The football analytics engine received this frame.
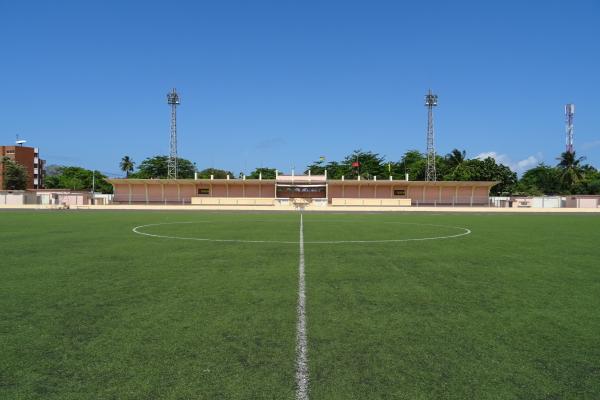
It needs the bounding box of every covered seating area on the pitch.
[107,175,497,208]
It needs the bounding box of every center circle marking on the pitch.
[132,221,471,244]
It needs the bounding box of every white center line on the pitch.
[296,213,309,400]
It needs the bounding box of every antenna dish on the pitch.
[16,139,27,145]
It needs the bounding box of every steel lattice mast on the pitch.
[425,89,438,181]
[167,88,180,179]
[565,104,575,154]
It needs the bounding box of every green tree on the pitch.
[326,161,351,179]
[44,166,113,193]
[248,167,277,179]
[445,149,467,169]
[120,155,135,178]
[196,168,234,179]
[515,164,561,195]
[305,159,326,175]
[130,155,195,179]
[584,170,600,194]
[303,148,518,192]
[305,160,350,179]
[396,150,426,181]
[45,164,63,177]
[463,157,517,195]
[434,154,450,179]
[571,165,600,195]
[389,150,455,181]
[556,151,585,192]
[1,157,28,190]
[342,150,386,179]
[436,156,515,193]
[441,149,467,179]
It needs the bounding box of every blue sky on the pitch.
[1,0,599,177]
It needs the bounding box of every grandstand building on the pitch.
[108,174,497,207]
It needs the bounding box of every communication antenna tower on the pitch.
[565,104,575,154]
[167,88,180,179]
[15,134,27,146]
[425,89,438,181]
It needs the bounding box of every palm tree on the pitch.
[446,149,467,170]
[556,151,585,190]
[120,156,135,178]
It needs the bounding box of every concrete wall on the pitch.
[331,198,411,206]
[1,191,90,205]
[111,180,493,206]
[59,194,90,206]
[360,185,375,198]
[0,191,42,205]
[113,184,128,202]
[440,187,455,202]
[147,185,162,202]
[565,196,600,208]
[326,183,491,205]
[531,197,563,208]
[113,181,277,204]
[405,185,489,205]
[0,193,28,205]
[191,197,275,205]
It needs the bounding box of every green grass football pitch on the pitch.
[1,210,599,399]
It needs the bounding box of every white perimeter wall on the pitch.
[531,197,564,208]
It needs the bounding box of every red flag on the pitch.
[352,161,360,167]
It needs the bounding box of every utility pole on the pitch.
[92,170,95,205]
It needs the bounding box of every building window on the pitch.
[393,189,406,196]
[198,188,210,195]
[6,149,15,154]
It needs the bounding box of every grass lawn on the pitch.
[1,210,599,399]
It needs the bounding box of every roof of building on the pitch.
[107,178,498,187]
[28,189,91,194]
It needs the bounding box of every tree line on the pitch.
[304,149,517,195]
[3,149,598,196]
[1,157,114,193]
[304,149,599,195]
[116,149,599,196]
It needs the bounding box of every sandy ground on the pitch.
[2,204,599,213]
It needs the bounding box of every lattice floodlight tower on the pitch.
[565,103,575,154]
[167,88,180,179]
[425,89,438,181]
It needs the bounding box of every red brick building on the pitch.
[0,145,44,189]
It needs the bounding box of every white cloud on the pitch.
[475,151,542,174]
[476,151,507,164]
[516,155,539,171]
